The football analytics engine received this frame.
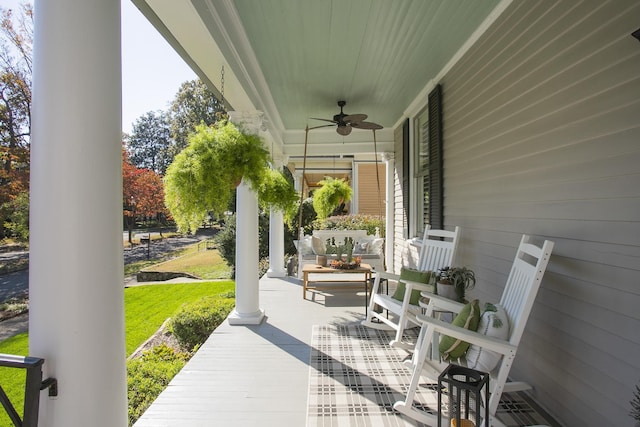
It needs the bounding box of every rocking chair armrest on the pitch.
[400,279,434,294]
[375,271,400,282]
[417,292,466,313]
[415,313,517,356]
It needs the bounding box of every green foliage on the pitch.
[631,384,640,421]
[164,121,270,233]
[2,191,29,241]
[312,214,385,237]
[258,167,298,219]
[213,212,270,272]
[169,296,235,351]
[170,79,225,153]
[126,111,174,175]
[124,281,234,355]
[127,344,190,425]
[312,177,352,219]
[0,333,28,426]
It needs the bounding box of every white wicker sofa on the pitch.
[296,229,384,276]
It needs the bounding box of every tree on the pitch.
[0,3,32,238]
[123,151,166,244]
[169,79,225,154]
[126,111,173,175]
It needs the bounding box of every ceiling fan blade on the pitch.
[308,124,336,130]
[343,113,367,123]
[351,121,383,130]
[310,117,337,124]
[337,126,352,136]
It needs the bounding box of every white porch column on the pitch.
[30,1,126,426]
[267,207,286,277]
[228,111,265,325]
[382,152,395,272]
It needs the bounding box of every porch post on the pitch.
[228,112,265,325]
[382,152,395,272]
[30,0,127,425]
[267,207,286,278]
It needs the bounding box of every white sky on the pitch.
[3,0,197,134]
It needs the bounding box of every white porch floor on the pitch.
[134,275,371,426]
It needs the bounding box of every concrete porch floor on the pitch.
[133,275,558,427]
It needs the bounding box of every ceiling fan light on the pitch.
[337,125,352,136]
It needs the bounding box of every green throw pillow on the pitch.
[391,267,434,305]
[439,299,481,361]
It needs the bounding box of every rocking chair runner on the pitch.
[393,235,554,427]
[361,226,460,350]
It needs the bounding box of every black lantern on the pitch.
[438,364,489,427]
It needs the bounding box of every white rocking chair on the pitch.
[393,235,554,427]
[361,226,460,350]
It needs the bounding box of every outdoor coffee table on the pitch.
[302,263,373,313]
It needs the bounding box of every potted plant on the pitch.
[436,266,476,302]
[631,383,640,427]
[312,177,352,219]
[164,121,296,234]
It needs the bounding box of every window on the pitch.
[411,84,443,236]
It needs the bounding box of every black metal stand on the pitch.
[438,364,489,427]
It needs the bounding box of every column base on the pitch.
[266,268,286,278]
[228,308,265,325]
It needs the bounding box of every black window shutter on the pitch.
[402,119,410,239]
[428,84,443,230]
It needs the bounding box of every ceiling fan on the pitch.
[310,100,383,135]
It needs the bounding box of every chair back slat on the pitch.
[499,235,554,346]
[416,226,460,272]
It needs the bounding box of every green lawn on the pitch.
[124,281,234,355]
[0,280,235,425]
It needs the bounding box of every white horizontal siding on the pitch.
[438,1,640,426]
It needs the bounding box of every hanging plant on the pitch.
[258,167,298,221]
[312,177,352,219]
[164,121,271,233]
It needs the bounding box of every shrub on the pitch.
[312,214,385,237]
[213,212,270,273]
[127,344,189,425]
[169,296,235,351]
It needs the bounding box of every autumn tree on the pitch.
[123,151,166,244]
[125,110,173,175]
[0,3,32,239]
[169,79,225,154]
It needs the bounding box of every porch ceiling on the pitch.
[132,0,501,157]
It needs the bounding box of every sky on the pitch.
[3,0,197,134]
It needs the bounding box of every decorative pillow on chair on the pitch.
[367,238,384,255]
[311,235,326,255]
[353,241,369,255]
[439,299,481,361]
[297,236,314,255]
[391,268,434,305]
[466,303,510,372]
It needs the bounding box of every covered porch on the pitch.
[133,275,557,427]
[26,0,640,426]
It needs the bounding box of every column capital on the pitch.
[228,110,266,135]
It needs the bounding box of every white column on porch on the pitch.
[228,111,265,325]
[29,0,127,425]
[382,152,395,272]
[267,208,287,278]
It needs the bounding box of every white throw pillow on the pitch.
[466,303,510,373]
[311,235,326,255]
[298,235,314,256]
[367,238,384,255]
